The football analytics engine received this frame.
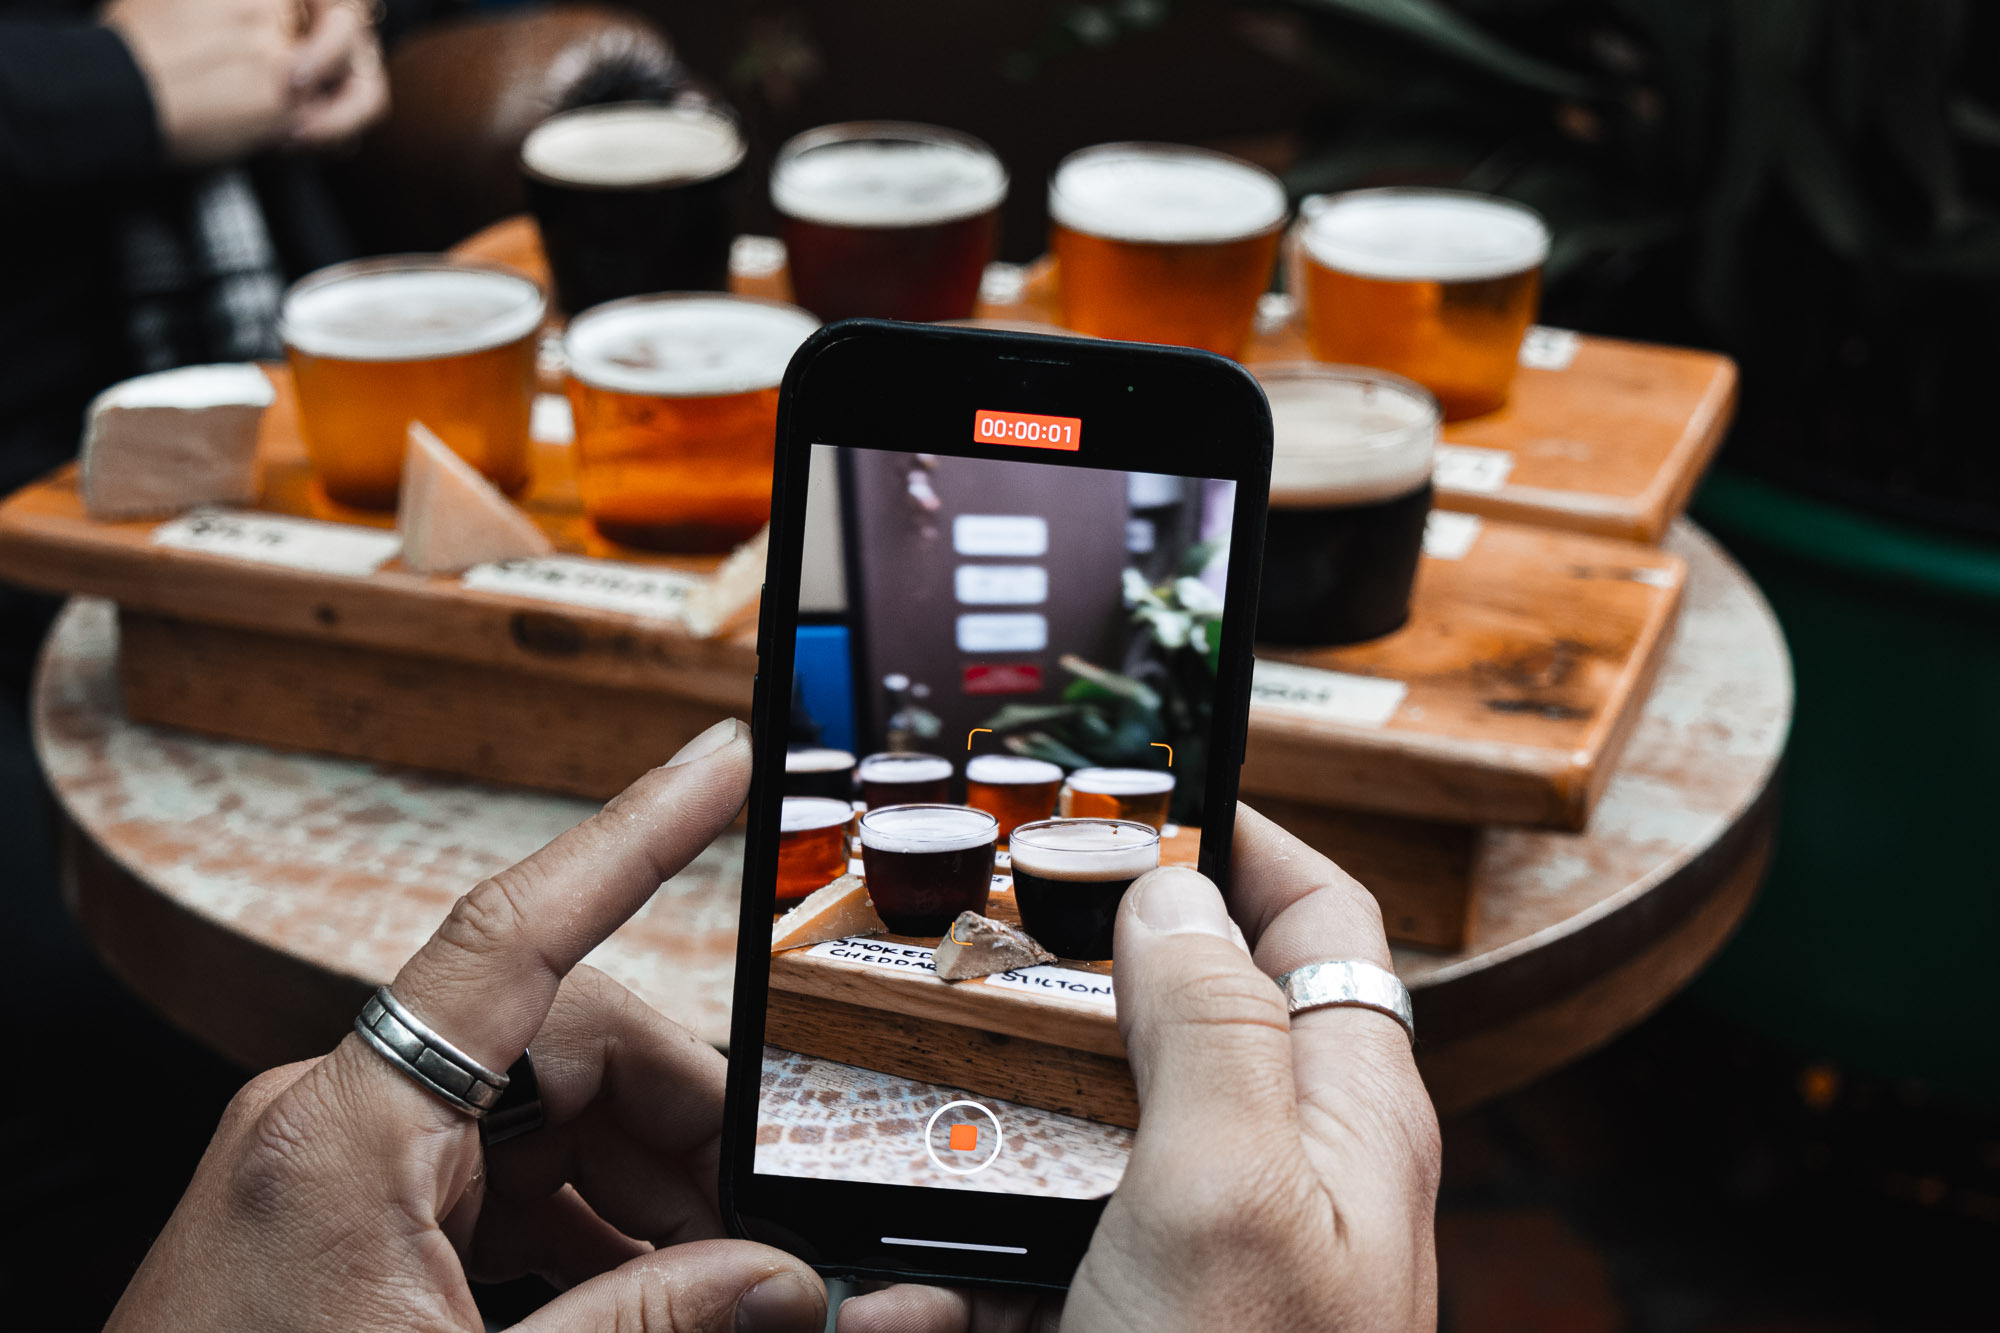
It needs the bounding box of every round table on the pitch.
[36,520,1788,1191]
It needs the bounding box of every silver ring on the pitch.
[1274,961,1416,1045]
[355,987,510,1117]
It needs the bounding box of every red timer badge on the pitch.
[973,409,1082,452]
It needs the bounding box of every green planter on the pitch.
[1691,471,2000,1101]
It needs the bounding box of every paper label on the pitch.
[1422,510,1484,561]
[1252,659,1407,728]
[530,393,574,445]
[1519,325,1582,371]
[955,565,1048,606]
[953,514,1048,557]
[1433,444,1515,493]
[805,936,936,973]
[151,509,400,577]
[956,613,1048,653]
[985,964,1116,1008]
[462,556,699,621]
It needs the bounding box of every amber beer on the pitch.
[784,747,856,800]
[1292,188,1549,420]
[772,122,1007,323]
[856,752,953,809]
[1008,819,1160,960]
[1254,363,1439,645]
[858,804,998,935]
[281,257,545,509]
[964,754,1063,841]
[776,797,855,904]
[1048,144,1287,356]
[564,294,818,552]
[1059,768,1175,830]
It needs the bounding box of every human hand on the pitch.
[286,0,388,150]
[105,719,829,1333]
[840,805,1441,1332]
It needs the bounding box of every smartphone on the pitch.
[721,320,1272,1290]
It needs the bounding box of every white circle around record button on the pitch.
[924,1100,1004,1176]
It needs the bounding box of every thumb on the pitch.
[1112,867,1296,1154]
[513,1239,826,1333]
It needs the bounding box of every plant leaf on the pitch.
[1285,0,1603,101]
[1058,653,1162,711]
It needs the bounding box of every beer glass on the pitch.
[772,122,1007,323]
[522,102,746,313]
[858,804,998,935]
[857,752,953,809]
[1253,363,1439,645]
[1059,768,1175,830]
[784,747,856,800]
[281,257,545,510]
[1008,818,1160,960]
[1292,188,1548,419]
[563,294,817,552]
[964,754,1063,842]
[777,796,856,905]
[1048,143,1287,356]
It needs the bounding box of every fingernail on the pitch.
[664,717,745,768]
[1132,866,1234,939]
[735,1271,824,1333]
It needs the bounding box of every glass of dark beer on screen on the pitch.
[1008,819,1160,960]
[776,796,855,905]
[857,752,953,808]
[1253,363,1439,645]
[521,102,745,313]
[1059,768,1175,830]
[771,122,1007,322]
[858,805,998,935]
[784,747,856,800]
[964,754,1063,843]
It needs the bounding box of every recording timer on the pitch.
[973,409,1082,452]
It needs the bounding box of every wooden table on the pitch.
[36,521,1787,1193]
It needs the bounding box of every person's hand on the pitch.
[840,805,1441,1332]
[106,719,829,1333]
[286,0,388,150]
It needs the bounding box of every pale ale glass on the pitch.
[281,257,545,509]
[858,804,998,936]
[963,754,1063,842]
[1008,818,1159,960]
[1293,188,1548,420]
[1059,768,1175,830]
[1048,143,1286,356]
[564,294,817,552]
[777,796,855,904]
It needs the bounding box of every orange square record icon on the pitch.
[948,1122,980,1153]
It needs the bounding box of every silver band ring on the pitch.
[1274,960,1416,1045]
[355,987,510,1117]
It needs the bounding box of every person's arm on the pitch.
[0,20,163,192]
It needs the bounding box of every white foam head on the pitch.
[281,260,546,361]
[1008,819,1160,879]
[857,753,954,785]
[563,295,818,396]
[1298,188,1549,282]
[773,123,1008,228]
[859,804,997,854]
[781,796,854,833]
[1066,768,1175,796]
[785,747,855,774]
[1049,144,1287,244]
[1256,363,1440,507]
[966,755,1063,785]
[521,103,745,188]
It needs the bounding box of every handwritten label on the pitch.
[1433,444,1515,494]
[956,612,1048,653]
[805,936,936,973]
[151,509,400,577]
[462,556,699,621]
[1251,659,1407,729]
[1519,325,1582,371]
[985,964,1116,1008]
[1422,510,1483,561]
[955,565,1048,606]
[953,514,1047,557]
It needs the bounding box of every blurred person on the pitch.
[101,718,1439,1331]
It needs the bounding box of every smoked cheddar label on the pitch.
[151,509,400,577]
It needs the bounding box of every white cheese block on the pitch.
[683,524,768,640]
[933,911,1055,981]
[771,874,883,952]
[397,422,553,574]
[79,364,274,520]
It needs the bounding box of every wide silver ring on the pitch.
[355,987,510,1117]
[1274,960,1416,1045]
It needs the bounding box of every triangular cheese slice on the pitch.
[771,875,884,952]
[397,422,553,574]
[933,911,1055,980]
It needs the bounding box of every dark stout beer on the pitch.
[1007,818,1160,960]
[857,753,953,809]
[784,747,856,800]
[858,804,998,936]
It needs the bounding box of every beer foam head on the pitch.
[785,747,855,774]
[1256,363,1439,507]
[281,260,545,361]
[1066,768,1175,796]
[1299,188,1549,282]
[521,103,745,188]
[564,295,818,396]
[1008,819,1160,879]
[1048,144,1287,244]
[857,753,954,785]
[781,796,854,833]
[859,804,997,853]
[966,754,1062,785]
[773,124,1008,227]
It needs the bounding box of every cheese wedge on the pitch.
[684,524,767,640]
[934,911,1055,981]
[79,364,274,519]
[397,421,553,574]
[771,874,883,952]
